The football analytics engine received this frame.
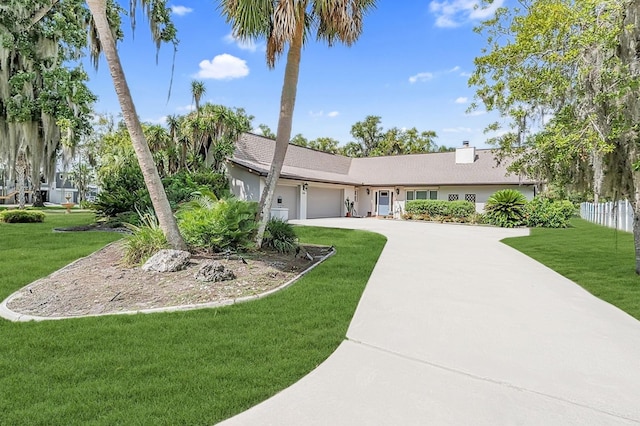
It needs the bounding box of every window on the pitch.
[465,194,476,203]
[448,194,459,201]
[406,190,438,201]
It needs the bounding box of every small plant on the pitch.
[263,218,298,253]
[484,189,527,228]
[123,210,168,265]
[177,194,258,252]
[344,197,354,216]
[0,210,45,223]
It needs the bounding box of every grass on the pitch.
[503,218,640,321]
[0,213,386,425]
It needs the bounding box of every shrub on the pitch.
[177,195,258,252]
[405,200,475,221]
[448,200,476,219]
[524,197,575,228]
[123,210,168,265]
[263,218,298,253]
[0,210,45,223]
[163,170,229,209]
[484,189,527,228]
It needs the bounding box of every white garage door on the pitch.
[307,187,342,218]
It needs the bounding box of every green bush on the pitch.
[524,197,575,228]
[177,195,258,252]
[0,210,45,223]
[484,189,527,228]
[263,218,298,253]
[163,170,229,209]
[405,200,476,221]
[123,210,168,265]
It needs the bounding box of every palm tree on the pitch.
[220,0,376,246]
[191,80,207,113]
[181,103,252,172]
[86,0,187,251]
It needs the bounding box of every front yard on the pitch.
[0,212,386,424]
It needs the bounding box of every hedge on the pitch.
[405,200,475,220]
[0,210,46,223]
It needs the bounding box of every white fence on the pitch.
[580,201,634,233]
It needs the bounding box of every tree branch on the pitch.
[31,0,60,27]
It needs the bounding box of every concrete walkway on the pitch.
[221,218,640,425]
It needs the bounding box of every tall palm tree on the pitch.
[86,0,187,250]
[220,0,376,246]
[190,80,207,113]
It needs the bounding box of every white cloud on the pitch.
[309,110,339,118]
[409,72,434,83]
[443,127,473,133]
[177,104,195,112]
[170,5,193,16]
[449,66,461,72]
[455,97,468,104]
[144,116,168,125]
[429,0,504,28]
[195,54,249,80]
[223,33,261,53]
[467,110,487,116]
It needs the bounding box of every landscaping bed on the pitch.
[5,241,332,318]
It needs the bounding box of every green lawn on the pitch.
[0,212,386,425]
[503,218,640,321]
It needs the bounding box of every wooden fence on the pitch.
[580,201,634,233]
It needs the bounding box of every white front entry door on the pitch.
[378,190,390,215]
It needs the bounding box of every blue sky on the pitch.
[87,0,506,149]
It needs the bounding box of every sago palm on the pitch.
[484,189,528,228]
[220,0,376,246]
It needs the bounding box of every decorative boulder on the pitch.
[195,261,236,282]
[142,250,191,272]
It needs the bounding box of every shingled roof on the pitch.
[231,133,533,186]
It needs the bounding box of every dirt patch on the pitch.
[6,242,333,319]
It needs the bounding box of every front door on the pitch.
[378,190,390,215]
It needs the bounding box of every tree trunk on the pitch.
[86,0,187,250]
[16,151,26,209]
[255,17,305,247]
[620,0,640,274]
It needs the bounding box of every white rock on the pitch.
[142,249,191,272]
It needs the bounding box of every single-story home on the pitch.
[228,133,536,220]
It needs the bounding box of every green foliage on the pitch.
[484,189,528,228]
[405,200,475,222]
[345,115,439,157]
[263,218,298,253]
[163,170,229,209]
[123,211,169,265]
[524,197,575,228]
[0,210,46,223]
[177,196,258,252]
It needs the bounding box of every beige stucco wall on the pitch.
[228,165,261,202]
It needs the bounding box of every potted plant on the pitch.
[345,197,352,217]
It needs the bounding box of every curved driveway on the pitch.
[221,219,640,425]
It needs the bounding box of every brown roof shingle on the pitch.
[232,133,533,186]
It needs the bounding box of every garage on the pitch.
[307,187,342,218]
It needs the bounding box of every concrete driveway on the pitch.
[221,218,640,425]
